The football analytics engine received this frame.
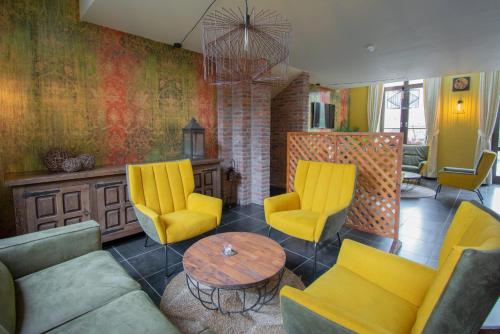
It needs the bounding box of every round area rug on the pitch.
[160,269,304,334]
[401,185,435,199]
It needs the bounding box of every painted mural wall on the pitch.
[0,0,217,236]
[308,85,349,131]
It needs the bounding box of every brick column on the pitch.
[217,83,271,205]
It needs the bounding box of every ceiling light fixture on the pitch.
[201,0,291,85]
[366,44,376,52]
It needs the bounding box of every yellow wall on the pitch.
[437,73,480,169]
[348,86,369,131]
[347,74,480,171]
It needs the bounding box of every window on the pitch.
[492,107,500,184]
[381,80,426,144]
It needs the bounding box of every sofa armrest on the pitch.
[280,286,385,334]
[437,171,476,190]
[337,239,436,307]
[264,192,300,223]
[418,161,428,175]
[187,192,223,226]
[0,221,101,279]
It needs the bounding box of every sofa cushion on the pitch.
[15,250,139,334]
[306,265,418,334]
[47,290,180,334]
[0,261,15,334]
[403,145,429,167]
[160,210,216,243]
[270,210,320,242]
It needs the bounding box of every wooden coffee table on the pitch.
[183,232,286,314]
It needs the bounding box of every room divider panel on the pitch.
[287,132,403,250]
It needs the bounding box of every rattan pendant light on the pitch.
[201,0,291,85]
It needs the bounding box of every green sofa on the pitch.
[402,144,429,175]
[0,221,180,334]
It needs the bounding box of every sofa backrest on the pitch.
[293,160,356,214]
[0,261,15,334]
[403,144,429,167]
[127,160,195,215]
[411,201,500,333]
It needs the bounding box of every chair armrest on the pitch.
[264,192,300,223]
[314,206,349,242]
[442,167,475,174]
[133,204,166,244]
[280,286,388,334]
[337,239,436,307]
[418,161,428,175]
[0,221,101,279]
[187,193,223,226]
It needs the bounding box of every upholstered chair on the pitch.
[280,201,500,334]
[402,144,429,175]
[264,160,357,276]
[127,160,222,276]
[435,150,497,203]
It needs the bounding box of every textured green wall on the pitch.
[0,0,217,236]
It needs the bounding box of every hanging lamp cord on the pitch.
[176,0,217,47]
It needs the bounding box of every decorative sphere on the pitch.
[43,149,70,172]
[62,158,82,173]
[77,154,95,170]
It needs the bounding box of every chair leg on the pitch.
[434,184,442,199]
[267,226,272,237]
[475,189,484,204]
[313,243,318,279]
[144,235,149,248]
[337,232,342,246]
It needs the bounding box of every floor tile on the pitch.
[217,217,267,233]
[144,264,183,297]
[254,226,291,243]
[113,233,161,260]
[230,203,263,216]
[316,242,341,267]
[128,246,182,277]
[105,247,124,262]
[249,210,266,222]
[220,211,246,226]
[281,238,317,258]
[168,233,211,255]
[284,249,309,271]
[118,260,142,280]
[292,260,329,287]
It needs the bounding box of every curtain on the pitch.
[367,83,384,132]
[475,70,500,184]
[423,77,442,178]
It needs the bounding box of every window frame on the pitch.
[492,105,500,184]
[380,80,426,144]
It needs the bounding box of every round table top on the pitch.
[403,171,421,180]
[183,232,286,289]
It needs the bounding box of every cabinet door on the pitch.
[25,184,90,232]
[96,180,138,235]
[201,169,216,196]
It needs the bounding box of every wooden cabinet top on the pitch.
[4,159,221,187]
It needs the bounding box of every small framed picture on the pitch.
[452,77,470,91]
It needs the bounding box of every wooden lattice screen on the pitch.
[287,132,403,243]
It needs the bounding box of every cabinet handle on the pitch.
[95,181,123,189]
[23,189,60,199]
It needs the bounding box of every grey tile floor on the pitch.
[104,180,500,305]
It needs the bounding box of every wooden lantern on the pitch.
[183,118,205,160]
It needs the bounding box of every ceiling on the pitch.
[80,0,500,88]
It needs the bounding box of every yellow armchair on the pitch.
[435,150,497,203]
[127,159,222,275]
[264,160,357,276]
[280,201,500,334]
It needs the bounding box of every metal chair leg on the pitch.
[434,184,442,199]
[337,232,342,246]
[267,226,272,237]
[144,235,149,248]
[475,189,484,204]
[313,243,318,279]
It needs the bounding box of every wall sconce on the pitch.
[455,99,464,114]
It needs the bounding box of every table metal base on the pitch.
[186,268,284,314]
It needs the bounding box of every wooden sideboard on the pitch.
[4,159,221,243]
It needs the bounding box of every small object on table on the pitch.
[77,154,95,170]
[43,149,70,172]
[183,232,286,314]
[61,158,82,173]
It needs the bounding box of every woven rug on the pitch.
[160,268,304,334]
[401,185,435,199]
